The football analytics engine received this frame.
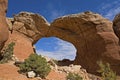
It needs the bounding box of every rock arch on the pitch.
[6,12,120,74]
[47,12,120,74]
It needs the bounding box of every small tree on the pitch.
[19,53,51,78]
[0,42,15,63]
[67,72,83,80]
[97,61,117,80]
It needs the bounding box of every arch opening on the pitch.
[35,37,76,62]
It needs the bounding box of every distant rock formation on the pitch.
[113,13,120,43]
[5,12,120,75]
[0,0,9,50]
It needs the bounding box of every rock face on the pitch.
[113,13,120,42]
[6,12,120,75]
[49,12,120,74]
[58,64,90,80]
[0,0,9,51]
[5,12,50,60]
[4,30,35,61]
[13,12,50,44]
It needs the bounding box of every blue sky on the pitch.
[7,0,120,60]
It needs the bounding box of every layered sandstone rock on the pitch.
[13,12,50,44]
[0,0,9,51]
[6,12,50,61]
[6,12,120,75]
[113,13,120,42]
[48,12,120,74]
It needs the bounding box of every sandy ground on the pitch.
[0,62,66,80]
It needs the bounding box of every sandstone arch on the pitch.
[7,12,120,74]
[48,12,120,74]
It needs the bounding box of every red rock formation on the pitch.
[48,12,120,74]
[0,0,9,51]
[5,30,34,61]
[6,12,50,61]
[113,13,120,42]
[13,12,50,44]
[1,1,119,80]
[9,12,120,75]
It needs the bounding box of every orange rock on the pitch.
[6,12,120,75]
[113,13,120,43]
[0,0,9,51]
[46,70,66,80]
[49,12,120,75]
[5,31,34,61]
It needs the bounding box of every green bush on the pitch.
[19,53,51,78]
[67,72,83,80]
[97,61,117,80]
[0,42,15,63]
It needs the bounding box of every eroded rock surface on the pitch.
[5,12,50,61]
[48,12,120,74]
[113,13,120,42]
[13,12,50,44]
[0,0,9,51]
[6,12,120,75]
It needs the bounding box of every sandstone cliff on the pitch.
[0,0,9,50]
[5,12,50,61]
[113,13,120,43]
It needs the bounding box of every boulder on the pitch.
[58,64,90,80]
[27,71,36,78]
[0,0,9,51]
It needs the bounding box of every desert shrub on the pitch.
[19,53,51,78]
[67,72,83,80]
[97,61,117,80]
[0,42,15,63]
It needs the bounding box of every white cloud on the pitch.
[105,7,120,20]
[46,2,65,22]
[98,0,120,20]
[36,38,76,60]
[50,10,65,21]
